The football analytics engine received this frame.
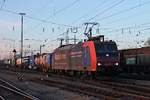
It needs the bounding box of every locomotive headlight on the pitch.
[106,54,109,57]
[115,62,119,66]
[97,63,102,66]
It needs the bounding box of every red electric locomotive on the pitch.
[52,35,119,74]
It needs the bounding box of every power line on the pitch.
[0,8,75,27]
[70,0,107,24]
[0,8,18,15]
[88,0,125,21]
[32,0,54,16]
[25,0,81,35]
[0,0,5,9]
[102,11,144,25]
[25,15,74,27]
[105,22,150,33]
[72,0,124,28]
[46,0,81,20]
[55,0,81,15]
[98,0,150,22]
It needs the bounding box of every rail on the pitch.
[41,74,150,100]
[0,96,5,100]
[0,78,40,100]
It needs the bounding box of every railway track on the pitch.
[30,77,117,100]
[0,96,5,100]
[29,75,150,100]
[55,74,150,99]
[0,78,40,100]
[85,79,150,99]
[1,68,150,100]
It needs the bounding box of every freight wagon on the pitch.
[34,53,52,72]
[15,56,29,68]
[119,47,150,73]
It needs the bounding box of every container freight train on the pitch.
[119,47,150,74]
[15,53,52,72]
[11,35,120,75]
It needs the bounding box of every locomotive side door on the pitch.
[83,46,91,68]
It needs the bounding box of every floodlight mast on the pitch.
[19,12,26,68]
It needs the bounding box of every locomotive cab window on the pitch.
[94,43,118,57]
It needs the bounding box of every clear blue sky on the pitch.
[0,0,150,58]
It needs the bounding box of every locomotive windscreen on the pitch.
[94,42,118,57]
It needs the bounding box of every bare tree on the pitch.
[144,38,150,46]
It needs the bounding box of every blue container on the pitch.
[29,55,35,66]
[46,53,52,66]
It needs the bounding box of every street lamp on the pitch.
[39,39,48,54]
[40,44,45,54]
[19,13,26,68]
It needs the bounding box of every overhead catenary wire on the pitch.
[71,0,125,30]
[0,0,5,9]
[44,0,81,21]
[70,0,107,24]
[1,1,149,43]
[105,22,150,33]
[88,0,125,21]
[0,8,18,15]
[0,7,79,44]
[25,15,75,27]
[72,0,150,36]
[55,0,81,15]
[101,11,145,25]
[74,0,150,37]
[97,0,150,22]
[0,8,75,28]
[25,0,81,35]
[94,0,150,35]
[102,25,150,47]
[32,0,54,16]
